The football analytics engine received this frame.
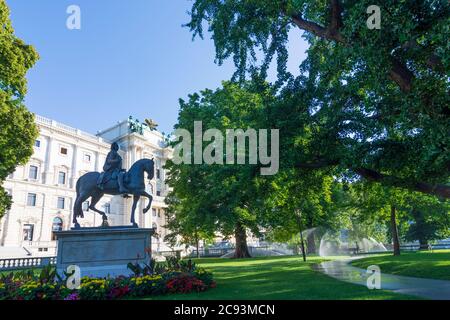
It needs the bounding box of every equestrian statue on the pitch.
[73,142,154,228]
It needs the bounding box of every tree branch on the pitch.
[287,1,413,92]
[328,0,343,35]
[290,15,342,42]
[295,161,450,199]
[290,0,344,43]
[352,168,449,199]
[389,58,413,92]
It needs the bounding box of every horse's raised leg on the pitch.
[130,194,140,227]
[88,191,108,227]
[141,191,153,214]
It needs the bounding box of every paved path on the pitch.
[313,258,450,300]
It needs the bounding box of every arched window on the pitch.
[152,223,157,231]
[51,217,63,241]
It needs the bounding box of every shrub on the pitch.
[129,274,165,296]
[165,273,208,294]
[78,277,109,300]
[0,282,7,300]
[0,257,215,300]
[193,268,216,288]
[15,281,63,300]
[107,276,131,299]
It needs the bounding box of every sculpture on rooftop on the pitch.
[72,142,154,229]
[128,116,159,135]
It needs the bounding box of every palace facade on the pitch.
[0,115,172,257]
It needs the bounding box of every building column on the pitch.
[94,151,100,172]
[71,144,79,188]
[44,136,54,184]
[130,144,137,165]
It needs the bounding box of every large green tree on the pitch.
[165,81,281,258]
[0,1,39,219]
[187,0,450,199]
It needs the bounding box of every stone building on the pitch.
[0,115,172,257]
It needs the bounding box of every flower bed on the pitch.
[0,258,215,300]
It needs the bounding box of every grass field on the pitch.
[144,255,417,300]
[351,250,450,281]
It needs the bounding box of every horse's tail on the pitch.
[74,178,84,218]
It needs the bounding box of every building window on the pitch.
[152,208,157,217]
[34,140,41,148]
[51,217,63,241]
[152,223,157,231]
[104,203,110,214]
[58,171,66,185]
[27,193,37,206]
[157,209,161,217]
[156,191,161,196]
[84,153,91,162]
[82,201,89,211]
[60,147,68,155]
[156,169,161,179]
[29,165,38,180]
[23,224,34,241]
[57,197,65,209]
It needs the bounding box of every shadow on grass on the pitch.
[352,250,450,281]
[145,255,418,300]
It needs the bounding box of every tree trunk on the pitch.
[234,222,251,258]
[307,232,316,254]
[196,236,200,259]
[390,205,401,256]
[419,239,429,250]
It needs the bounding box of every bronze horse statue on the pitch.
[73,158,154,228]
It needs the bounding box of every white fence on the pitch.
[0,257,57,271]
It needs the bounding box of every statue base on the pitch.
[55,226,154,278]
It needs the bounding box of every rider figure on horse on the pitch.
[97,142,128,193]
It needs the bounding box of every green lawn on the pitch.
[351,250,450,281]
[144,255,417,300]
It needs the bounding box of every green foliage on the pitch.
[403,197,450,244]
[0,265,67,300]
[165,81,278,250]
[127,257,197,277]
[186,0,450,198]
[127,260,155,277]
[0,0,39,219]
[341,181,449,245]
[0,259,215,300]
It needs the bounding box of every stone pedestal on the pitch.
[55,226,154,278]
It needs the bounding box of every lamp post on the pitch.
[295,209,306,262]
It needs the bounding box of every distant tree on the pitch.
[348,183,410,256]
[187,0,450,199]
[402,194,449,249]
[348,181,449,255]
[0,1,39,219]
[261,170,340,256]
[164,190,216,257]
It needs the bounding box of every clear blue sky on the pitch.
[7,0,308,135]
